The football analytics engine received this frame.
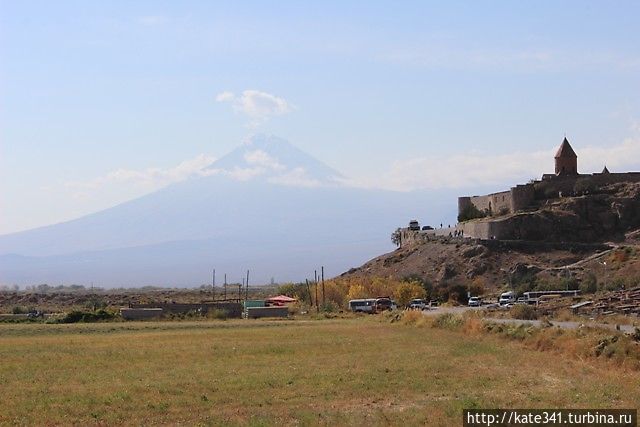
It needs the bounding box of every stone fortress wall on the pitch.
[458,183,536,218]
[399,139,640,245]
[457,172,640,240]
[459,173,640,222]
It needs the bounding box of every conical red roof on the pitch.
[555,137,577,158]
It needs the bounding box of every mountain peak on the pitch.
[208,134,344,186]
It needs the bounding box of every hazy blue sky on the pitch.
[2,1,640,234]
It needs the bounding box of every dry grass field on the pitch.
[0,318,638,426]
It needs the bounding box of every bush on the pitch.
[557,277,579,291]
[433,283,468,305]
[278,283,311,304]
[534,181,559,200]
[432,313,464,330]
[402,275,433,300]
[401,309,425,326]
[321,301,338,313]
[393,281,426,307]
[580,273,598,294]
[84,297,107,311]
[574,178,599,194]
[510,304,538,320]
[603,277,625,291]
[12,306,27,314]
[57,309,116,323]
[458,204,486,222]
[207,309,229,320]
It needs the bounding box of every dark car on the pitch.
[374,297,394,311]
[421,225,434,231]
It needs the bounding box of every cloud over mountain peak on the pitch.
[207,134,344,187]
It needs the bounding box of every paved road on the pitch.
[421,306,637,334]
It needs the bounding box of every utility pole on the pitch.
[314,276,319,313]
[245,270,250,301]
[212,269,216,301]
[239,279,243,301]
[321,266,325,308]
[305,279,312,306]
[313,270,320,313]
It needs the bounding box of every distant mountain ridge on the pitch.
[0,135,454,286]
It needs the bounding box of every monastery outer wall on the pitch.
[459,173,640,220]
[510,184,535,212]
[467,190,513,216]
[539,173,640,197]
[399,228,436,247]
[459,184,535,219]
[459,216,527,240]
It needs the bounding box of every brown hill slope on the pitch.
[341,234,640,297]
[342,181,640,297]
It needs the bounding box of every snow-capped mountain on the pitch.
[0,135,454,286]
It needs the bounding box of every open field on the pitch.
[1,318,639,426]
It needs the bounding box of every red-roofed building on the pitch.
[266,295,297,306]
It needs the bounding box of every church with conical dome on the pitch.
[554,137,578,175]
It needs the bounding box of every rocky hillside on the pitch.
[340,232,640,298]
[493,181,640,243]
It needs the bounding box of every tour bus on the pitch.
[348,298,378,313]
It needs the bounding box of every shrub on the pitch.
[207,309,229,320]
[58,309,115,323]
[321,301,338,313]
[402,275,433,300]
[12,306,27,314]
[432,313,463,330]
[603,277,625,291]
[278,283,311,304]
[458,204,486,222]
[574,178,599,194]
[534,181,559,200]
[510,304,538,320]
[401,309,425,326]
[557,277,579,291]
[579,273,598,294]
[393,281,426,307]
[469,277,486,297]
[84,297,107,311]
[433,283,468,305]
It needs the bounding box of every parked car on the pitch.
[467,296,481,307]
[374,297,394,311]
[348,299,377,313]
[409,298,428,310]
[408,220,420,231]
[421,225,434,231]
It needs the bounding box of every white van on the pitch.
[499,291,516,305]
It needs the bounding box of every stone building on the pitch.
[457,137,640,225]
[554,137,578,175]
[400,137,640,245]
